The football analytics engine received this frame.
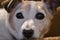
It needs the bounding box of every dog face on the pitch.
[2,0,59,40]
[7,1,52,39]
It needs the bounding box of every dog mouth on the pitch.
[21,38,37,40]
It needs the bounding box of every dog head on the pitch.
[2,0,59,40]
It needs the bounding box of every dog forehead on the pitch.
[14,1,45,11]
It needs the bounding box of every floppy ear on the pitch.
[1,0,22,13]
[41,0,60,15]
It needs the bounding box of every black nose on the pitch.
[23,29,34,39]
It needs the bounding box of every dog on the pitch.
[0,0,59,40]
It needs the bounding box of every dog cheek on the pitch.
[33,26,40,38]
[18,29,23,39]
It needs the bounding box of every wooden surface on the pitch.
[44,37,60,40]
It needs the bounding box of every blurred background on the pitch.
[44,7,60,37]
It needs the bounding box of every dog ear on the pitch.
[41,0,60,15]
[1,0,22,13]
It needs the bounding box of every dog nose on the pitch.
[23,29,34,39]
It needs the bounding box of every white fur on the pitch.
[0,8,14,40]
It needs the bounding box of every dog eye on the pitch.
[35,12,44,20]
[16,12,24,19]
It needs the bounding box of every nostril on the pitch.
[23,29,34,39]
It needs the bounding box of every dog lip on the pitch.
[21,38,37,40]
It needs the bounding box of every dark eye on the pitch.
[16,12,24,19]
[35,12,45,20]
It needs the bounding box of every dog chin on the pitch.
[21,38,37,40]
[21,38,38,40]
